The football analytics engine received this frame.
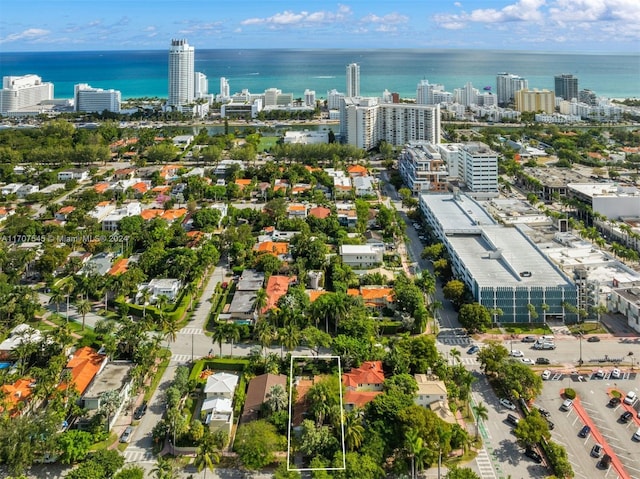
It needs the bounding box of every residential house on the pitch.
[1,378,34,417]
[336,203,357,228]
[253,241,290,261]
[224,270,264,322]
[1,183,23,195]
[88,201,116,222]
[347,164,368,178]
[93,182,111,194]
[348,286,395,310]
[58,347,107,396]
[130,181,150,197]
[263,275,296,313]
[16,184,39,198]
[113,168,136,180]
[0,207,15,222]
[353,176,375,197]
[241,373,287,423]
[342,361,385,410]
[414,374,455,423]
[364,230,385,249]
[333,176,352,198]
[339,244,383,269]
[287,204,307,219]
[55,206,76,222]
[273,179,289,193]
[107,258,129,276]
[200,372,239,434]
[79,252,114,276]
[81,361,133,430]
[140,208,188,223]
[39,183,66,195]
[159,165,181,180]
[58,170,89,182]
[308,206,331,219]
[138,278,182,302]
[173,135,194,148]
[214,159,244,177]
[291,183,312,196]
[102,202,142,231]
[0,324,42,359]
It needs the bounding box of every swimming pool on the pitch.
[0,362,12,370]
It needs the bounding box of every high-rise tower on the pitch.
[346,63,360,97]
[554,74,579,101]
[496,73,528,106]
[168,39,195,108]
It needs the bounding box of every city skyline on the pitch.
[0,0,639,53]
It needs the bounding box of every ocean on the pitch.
[0,49,638,101]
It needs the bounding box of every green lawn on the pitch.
[258,136,279,152]
[567,323,608,334]
[486,324,552,335]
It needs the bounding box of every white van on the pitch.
[633,427,640,441]
[624,390,637,405]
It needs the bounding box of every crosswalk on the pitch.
[439,337,472,345]
[179,327,204,335]
[171,354,192,363]
[475,448,497,479]
[123,448,155,463]
[449,357,478,366]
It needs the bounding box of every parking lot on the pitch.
[536,372,640,479]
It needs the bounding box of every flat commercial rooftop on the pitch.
[421,193,495,234]
[447,224,572,288]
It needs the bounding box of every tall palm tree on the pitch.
[184,281,197,311]
[155,294,170,314]
[76,299,91,331]
[344,410,365,452]
[405,428,425,479]
[211,321,227,357]
[472,402,489,440]
[254,319,276,357]
[162,314,180,348]
[151,456,177,479]
[223,322,241,358]
[194,432,220,479]
[49,288,66,316]
[450,348,461,365]
[254,288,268,319]
[60,280,75,323]
[279,323,301,359]
[140,288,152,318]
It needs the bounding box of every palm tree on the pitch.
[60,280,75,323]
[140,288,152,318]
[450,348,461,364]
[254,319,276,357]
[184,281,197,311]
[344,410,364,451]
[279,323,301,359]
[49,288,66,316]
[99,389,122,433]
[265,384,288,413]
[162,314,180,348]
[223,322,241,358]
[76,299,91,330]
[472,402,489,440]
[211,321,227,357]
[155,294,170,314]
[254,288,268,319]
[194,432,220,479]
[151,456,177,479]
[405,428,424,479]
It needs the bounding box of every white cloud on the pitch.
[241,6,352,28]
[549,0,640,23]
[0,28,50,44]
[361,13,409,25]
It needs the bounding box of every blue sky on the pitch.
[1,0,639,52]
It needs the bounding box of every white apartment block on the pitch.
[102,202,142,231]
[304,89,316,107]
[454,82,479,107]
[515,89,555,113]
[496,73,528,105]
[194,72,208,99]
[460,142,498,193]
[0,75,54,114]
[398,142,449,194]
[342,97,441,149]
[416,80,446,105]
[327,89,345,110]
[74,84,121,113]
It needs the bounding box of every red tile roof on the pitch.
[344,390,382,408]
[58,347,105,396]
[308,206,331,219]
[254,241,289,256]
[342,361,385,389]
[107,258,129,276]
[1,377,34,416]
[264,275,295,312]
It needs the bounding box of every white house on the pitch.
[339,244,383,269]
[58,170,89,181]
[414,374,448,407]
[1,183,24,195]
[200,372,238,434]
[16,184,39,198]
[101,202,141,231]
[353,176,375,197]
[88,202,116,222]
[138,278,182,303]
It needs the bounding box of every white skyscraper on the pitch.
[74,83,121,112]
[346,63,360,97]
[0,75,54,114]
[194,72,208,99]
[220,77,230,99]
[496,73,528,105]
[304,89,316,107]
[168,39,195,108]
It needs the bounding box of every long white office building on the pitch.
[0,75,54,115]
[460,142,499,194]
[419,192,578,323]
[74,84,121,113]
[342,97,441,149]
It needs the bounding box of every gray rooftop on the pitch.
[83,362,132,398]
[236,270,265,291]
[421,193,495,234]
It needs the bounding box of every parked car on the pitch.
[538,407,551,418]
[133,403,147,420]
[536,357,550,365]
[591,444,603,458]
[546,419,555,430]
[467,345,480,354]
[521,335,537,343]
[579,425,591,438]
[611,368,622,379]
[524,447,543,464]
[587,336,601,342]
[119,426,134,443]
[520,358,535,365]
[620,411,633,423]
[608,397,621,407]
[634,428,640,441]
[541,370,551,380]
[561,399,573,411]
[595,369,605,379]
[624,390,637,405]
[506,413,520,426]
[509,349,524,358]
[500,398,516,410]
[598,454,611,469]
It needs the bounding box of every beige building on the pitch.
[414,374,455,424]
[515,88,555,113]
